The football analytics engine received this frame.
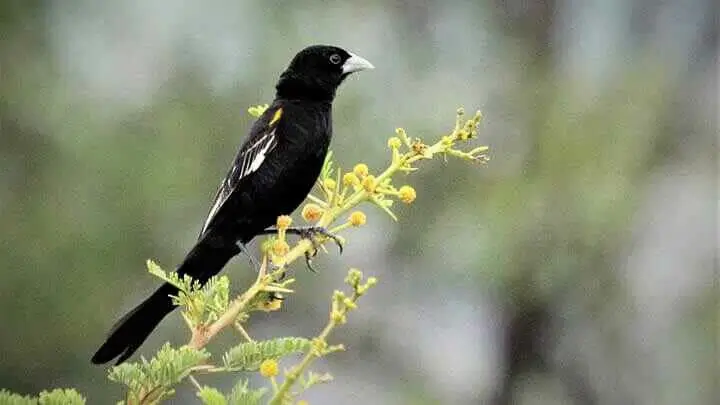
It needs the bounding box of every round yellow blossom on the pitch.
[297,401,310,405]
[261,296,283,311]
[342,172,360,187]
[271,239,290,257]
[411,141,427,155]
[398,185,417,204]
[361,175,376,193]
[348,211,367,227]
[323,178,337,190]
[387,137,402,149]
[276,215,292,230]
[301,203,324,222]
[259,359,279,378]
[353,163,369,178]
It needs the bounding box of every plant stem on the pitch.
[268,292,358,405]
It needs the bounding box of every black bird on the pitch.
[92,45,374,365]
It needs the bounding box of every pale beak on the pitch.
[342,52,375,74]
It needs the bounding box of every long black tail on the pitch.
[91,239,240,365]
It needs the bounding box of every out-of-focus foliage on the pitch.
[0,0,716,404]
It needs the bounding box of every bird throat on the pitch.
[275,71,339,102]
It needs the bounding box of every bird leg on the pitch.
[236,242,262,272]
[236,242,286,299]
[259,226,344,272]
[284,226,344,254]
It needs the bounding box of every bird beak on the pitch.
[342,52,375,74]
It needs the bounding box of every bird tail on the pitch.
[91,239,239,365]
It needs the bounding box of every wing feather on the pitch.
[198,108,281,237]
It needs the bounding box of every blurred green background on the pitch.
[1,1,717,404]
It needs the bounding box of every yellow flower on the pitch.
[349,211,366,227]
[387,137,402,149]
[297,401,310,405]
[276,215,292,230]
[361,175,376,193]
[343,172,360,187]
[353,163,369,178]
[411,140,428,155]
[259,359,279,378]
[272,239,290,257]
[301,203,324,222]
[261,296,283,311]
[398,185,417,204]
[323,178,337,191]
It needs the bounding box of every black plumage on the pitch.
[92,45,374,365]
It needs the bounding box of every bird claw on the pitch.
[286,226,344,255]
[259,226,343,273]
[304,249,318,273]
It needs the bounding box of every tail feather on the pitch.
[91,239,239,365]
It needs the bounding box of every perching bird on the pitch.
[92,45,374,365]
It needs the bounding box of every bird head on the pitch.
[276,45,374,101]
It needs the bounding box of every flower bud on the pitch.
[276,215,292,230]
[387,137,402,149]
[349,211,367,227]
[259,359,279,378]
[353,163,369,178]
[301,203,324,222]
[343,172,360,187]
[398,185,417,204]
[362,175,377,193]
[323,178,337,190]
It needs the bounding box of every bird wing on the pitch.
[199,106,283,238]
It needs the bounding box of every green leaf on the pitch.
[146,259,199,295]
[0,388,86,405]
[320,150,335,180]
[196,387,227,405]
[146,260,231,327]
[227,380,266,405]
[38,389,86,405]
[0,389,36,405]
[303,371,333,389]
[222,337,311,371]
[108,344,210,403]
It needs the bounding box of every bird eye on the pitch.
[329,53,342,65]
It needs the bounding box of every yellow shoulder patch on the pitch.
[269,108,283,126]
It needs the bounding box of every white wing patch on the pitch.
[199,129,278,237]
[241,130,277,176]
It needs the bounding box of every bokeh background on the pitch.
[1,1,717,404]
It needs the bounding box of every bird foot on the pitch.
[260,226,343,272]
